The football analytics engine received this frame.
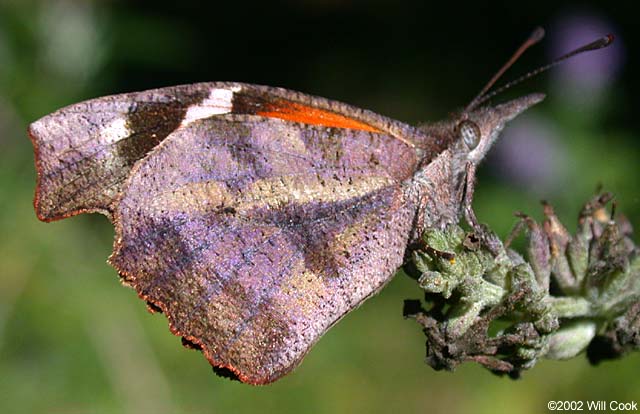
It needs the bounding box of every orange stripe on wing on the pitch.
[257,100,382,133]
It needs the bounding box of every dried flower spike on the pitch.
[404,193,639,378]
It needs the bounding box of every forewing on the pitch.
[28,85,211,220]
[109,115,418,384]
[28,82,425,221]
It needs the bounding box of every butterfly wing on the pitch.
[29,85,213,220]
[29,83,426,384]
[28,83,423,221]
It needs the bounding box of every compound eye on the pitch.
[456,120,481,150]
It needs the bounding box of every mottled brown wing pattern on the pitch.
[28,86,210,220]
[110,115,418,383]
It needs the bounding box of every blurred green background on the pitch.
[1,1,638,413]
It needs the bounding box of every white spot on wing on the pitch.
[181,86,241,127]
[101,117,131,144]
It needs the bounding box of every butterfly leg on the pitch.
[408,192,458,261]
[462,162,502,255]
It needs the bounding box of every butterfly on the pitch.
[27,29,611,384]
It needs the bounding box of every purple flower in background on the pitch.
[549,11,624,106]
[489,115,567,195]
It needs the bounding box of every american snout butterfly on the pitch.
[27,29,612,384]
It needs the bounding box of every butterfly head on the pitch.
[451,92,545,165]
[417,92,544,168]
[411,93,545,231]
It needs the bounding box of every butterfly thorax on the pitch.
[405,142,469,243]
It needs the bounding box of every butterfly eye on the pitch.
[456,120,481,150]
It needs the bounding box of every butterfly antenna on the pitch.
[467,31,614,111]
[465,27,546,112]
